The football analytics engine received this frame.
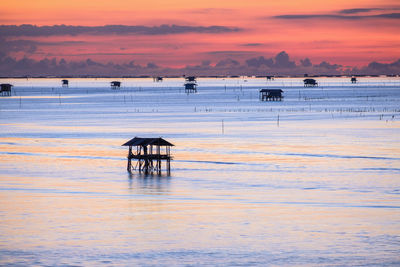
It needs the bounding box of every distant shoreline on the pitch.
[0,74,398,79]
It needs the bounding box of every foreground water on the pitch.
[0,77,399,266]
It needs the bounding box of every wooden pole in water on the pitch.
[127,146,132,172]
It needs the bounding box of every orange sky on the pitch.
[1,0,399,68]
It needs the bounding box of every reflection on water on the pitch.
[0,78,399,266]
[127,172,171,195]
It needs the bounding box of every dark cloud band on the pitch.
[274,12,400,20]
[338,8,383,14]
[0,24,241,37]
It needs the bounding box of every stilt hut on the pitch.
[111,81,121,89]
[153,77,163,82]
[61,79,69,87]
[303,78,318,87]
[266,75,274,81]
[184,76,197,93]
[122,137,174,174]
[259,89,283,101]
[184,82,197,93]
[0,84,13,96]
[351,77,357,83]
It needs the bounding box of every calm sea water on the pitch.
[0,77,399,266]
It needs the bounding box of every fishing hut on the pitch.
[122,137,174,174]
[184,82,197,93]
[61,79,69,87]
[259,89,283,101]
[303,78,318,87]
[153,76,163,82]
[184,76,197,93]
[0,84,13,96]
[266,75,274,81]
[111,81,121,89]
[351,77,357,83]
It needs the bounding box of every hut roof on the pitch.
[260,89,283,92]
[122,137,174,147]
[304,78,317,82]
[185,76,196,81]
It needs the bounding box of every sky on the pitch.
[1,0,399,76]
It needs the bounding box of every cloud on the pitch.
[215,58,240,67]
[63,53,150,56]
[353,59,400,75]
[1,51,398,77]
[314,61,341,70]
[245,51,295,69]
[300,58,312,67]
[374,13,400,19]
[0,37,37,55]
[0,56,165,76]
[240,43,263,47]
[246,56,274,68]
[0,24,241,37]
[38,41,87,46]
[0,37,91,58]
[338,8,382,14]
[274,51,296,68]
[273,13,400,20]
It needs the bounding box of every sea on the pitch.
[0,77,399,266]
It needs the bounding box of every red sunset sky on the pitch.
[1,0,399,75]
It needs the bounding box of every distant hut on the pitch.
[153,77,163,82]
[111,81,121,89]
[266,75,274,81]
[184,82,197,93]
[185,76,197,82]
[184,76,197,93]
[122,137,174,174]
[259,89,283,101]
[0,84,13,96]
[303,78,318,87]
[351,77,357,84]
[61,79,69,87]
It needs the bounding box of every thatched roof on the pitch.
[260,89,283,92]
[122,137,174,147]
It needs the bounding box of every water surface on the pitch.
[1,77,399,266]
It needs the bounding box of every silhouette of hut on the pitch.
[61,79,69,87]
[303,78,318,87]
[184,76,197,93]
[0,84,13,96]
[111,81,121,89]
[122,137,174,174]
[185,76,197,82]
[259,89,283,101]
[153,77,163,82]
[351,77,357,84]
[184,82,197,93]
[266,75,274,81]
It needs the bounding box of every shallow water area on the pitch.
[0,77,400,266]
